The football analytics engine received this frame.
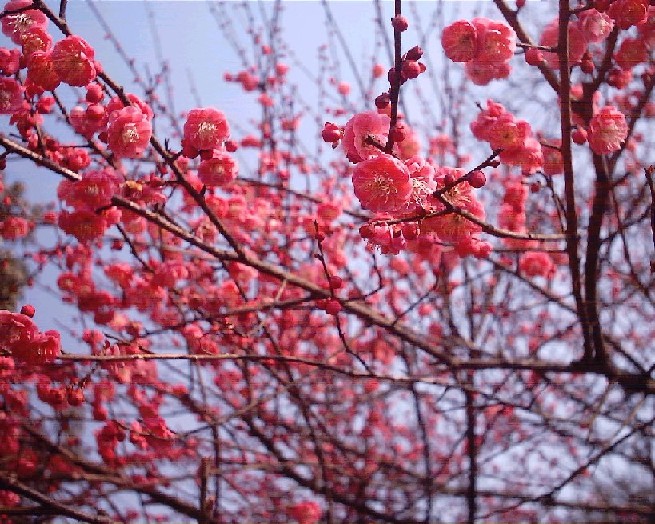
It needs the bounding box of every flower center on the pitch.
[122,125,140,144]
[197,121,216,139]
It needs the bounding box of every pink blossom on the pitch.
[57,169,122,211]
[588,106,628,155]
[26,51,61,92]
[183,107,230,152]
[607,0,648,30]
[198,152,239,186]
[542,140,564,176]
[51,36,97,87]
[539,20,587,69]
[0,310,37,355]
[1,0,48,45]
[499,137,544,174]
[0,216,31,240]
[352,153,412,213]
[615,38,648,70]
[288,501,322,524]
[487,118,531,150]
[0,77,24,114]
[422,167,485,244]
[520,252,556,278]
[106,106,152,159]
[106,94,154,121]
[342,110,390,163]
[470,100,509,142]
[465,60,511,85]
[441,20,478,62]
[399,156,437,213]
[58,208,119,242]
[20,26,52,57]
[473,17,516,63]
[577,9,614,43]
[0,47,20,75]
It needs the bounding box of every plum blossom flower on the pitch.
[607,0,648,30]
[288,501,322,524]
[520,252,556,278]
[183,107,230,152]
[342,110,390,163]
[57,169,122,210]
[441,20,478,62]
[51,35,97,87]
[198,152,239,187]
[539,20,587,69]
[577,9,614,43]
[26,51,60,92]
[352,153,412,213]
[441,18,516,85]
[1,0,48,45]
[587,106,628,155]
[106,106,152,159]
[0,77,24,114]
[473,17,516,63]
[0,216,31,240]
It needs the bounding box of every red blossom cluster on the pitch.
[0,308,60,364]
[441,18,516,85]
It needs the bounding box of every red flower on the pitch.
[588,106,628,155]
[0,77,24,114]
[26,51,61,92]
[13,329,61,364]
[20,26,52,58]
[0,310,37,355]
[539,20,587,69]
[607,0,648,30]
[473,17,516,63]
[1,0,48,45]
[0,216,31,240]
[577,8,614,43]
[198,153,239,187]
[183,107,230,151]
[520,252,556,278]
[0,47,20,75]
[342,111,390,163]
[57,169,121,211]
[441,20,478,62]
[106,106,152,159]
[58,209,117,242]
[288,501,322,524]
[51,35,97,87]
[352,153,412,213]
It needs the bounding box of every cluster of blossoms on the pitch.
[531,4,655,75]
[56,168,123,242]
[470,100,543,174]
[441,18,517,85]
[0,307,61,364]
[326,110,489,257]
[1,0,99,96]
[181,107,238,187]
[0,0,158,160]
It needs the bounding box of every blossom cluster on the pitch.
[441,18,517,85]
[0,308,61,365]
[327,110,489,257]
[470,100,543,174]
